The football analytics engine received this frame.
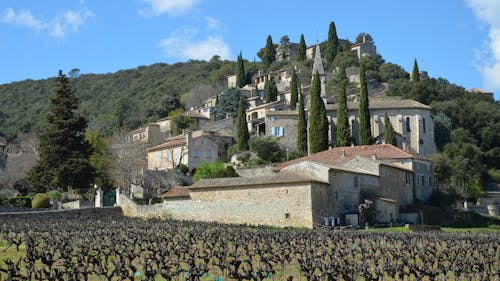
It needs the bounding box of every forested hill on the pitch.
[0,59,236,139]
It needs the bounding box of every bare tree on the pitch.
[180,83,224,110]
[108,130,148,194]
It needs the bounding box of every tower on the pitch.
[311,44,327,102]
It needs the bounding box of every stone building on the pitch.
[274,144,434,203]
[265,110,298,150]
[326,97,437,155]
[122,151,416,228]
[147,130,233,172]
[246,101,287,135]
[350,41,376,59]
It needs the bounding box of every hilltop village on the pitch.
[1,26,498,229]
[118,38,442,228]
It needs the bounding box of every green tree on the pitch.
[358,65,372,145]
[355,33,374,44]
[309,72,329,153]
[27,71,95,192]
[325,21,339,64]
[236,51,246,88]
[383,113,396,146]
[212,88,241,121]
[168,108,194,136]
[264,78,278,103]
[86,130,113,190]
[297,84,308,155]
[236,95,249,151]
[290,69,299,109]
[333,50,359,69]
[193,161,238,182]
[249,137,284,163]
[379,63,409,82]
[262,35,276,68]
[411,58,420,82]
[334,67,351,147]
[297,34,306,62]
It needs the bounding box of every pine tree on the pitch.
[263,35,276,68]
[236,95,249,151]
[290,68,299,109]
[411,58,420,82]
[296,84,308,155]
[264,78,278,103]
[358,65,372,145]
[325,21,339,64]
[334,66,351,147]
[383,113,397,146]
[297,34,307,62]
[236,51,246,88]
[309,71,329,153]
[27,71,95,192]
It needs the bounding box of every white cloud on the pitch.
[159,26,231,61]
[2,7,93,38]
[466,0,500,91]
[139,0,200,16]
[205,16,220,31]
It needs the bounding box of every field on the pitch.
[1,209,499,281]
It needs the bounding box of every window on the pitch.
[175,147,181,161]
[166,150,171,161]
[155,153,161,163]
[285,213,290,219]
[423,117,426,133]
[405,172,411,184]
[354,176,359,188]
[421,175,425,186]
[270,116,276,122]
[193,148,200,158]
[206,149,212,159]
[272,127,284,137]
[429,176,432,187]
[417,175,420,184]
[406,117,411,132]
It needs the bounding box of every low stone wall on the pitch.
[400,212,420,224]
[0,206,121,217]
[406,224,441,232]
[62,200,80,209]
[236,166,275,177]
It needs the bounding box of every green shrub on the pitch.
[31,193,50,208]
[8,196,32,207]
[47,190,62,200]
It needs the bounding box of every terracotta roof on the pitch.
[274,144,425,171]
[147,135,186,152]
[163,186,190,198]
[247,101,285,112]
[326,98,429,111]
[469,88,493,94]
[284,160,379,177]
[190,171,327,190]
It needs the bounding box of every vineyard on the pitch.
[1,209,499,281]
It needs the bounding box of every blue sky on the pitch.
[1,0,499,100]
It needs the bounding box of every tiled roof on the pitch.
[266,110,298,116]
[325,98,430,111]
[190,171,327,190]
[163,186,190,198]
[247,101,285,112]
[147,136,186,152]
[274,144,424,171]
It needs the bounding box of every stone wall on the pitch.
[203,117,235,137]
[236,166,275,177]
[265,112,298,151]
[120,182,316,228]
[378,165,414,206]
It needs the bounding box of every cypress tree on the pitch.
[27,71,95,192]
[264,78,278,103]
[297,34,307,62]
[290,68,299,109]
[411,58,420,82]
[263,35,276,68]
[358,65,372,145]
[383,113,397,146]
[236,51,246,88]
[309,71,329,153]
[334,66,351,147]
[296,84,308,155]
[325,21,339,64]
[236,95,249,151]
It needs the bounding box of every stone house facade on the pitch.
[147,130,232,171]
[265,110,299,150]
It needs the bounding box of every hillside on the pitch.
[0,59,237,139]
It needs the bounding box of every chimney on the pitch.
[185,129,192,148]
